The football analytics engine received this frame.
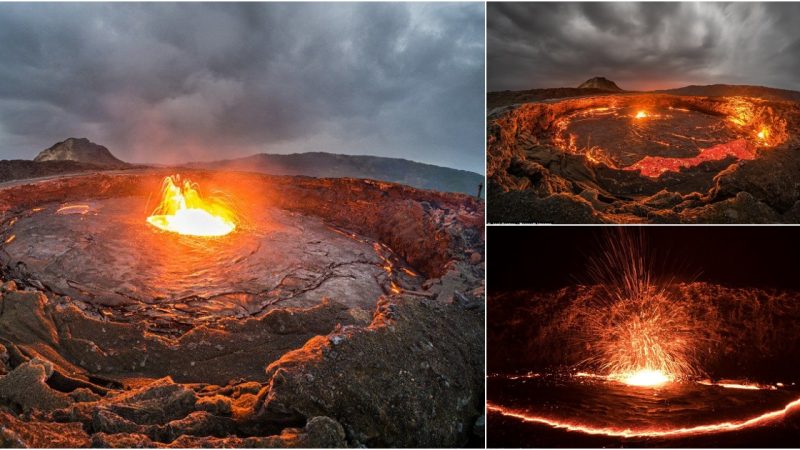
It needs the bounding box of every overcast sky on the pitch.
[488,2,800,93]
[0,3,485,173]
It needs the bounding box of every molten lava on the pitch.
[627,138,758,178]
[634,110,648,119]
[581,231,701,384]
[487,397,800,439]
[757,127,770,145]
[617,369,671,387]
[146,175,236,237]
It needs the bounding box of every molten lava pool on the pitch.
[487,92,800,222]
[557,105,757,175]
[0,195,419,334]
[488,372,800,446]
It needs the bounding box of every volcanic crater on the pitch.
[0,170,485,447]
[488,90,800,223]
[488,283,800,447]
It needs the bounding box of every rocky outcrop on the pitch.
[577,76,622,91]
[258,297,484,447]
[34,138,126,167]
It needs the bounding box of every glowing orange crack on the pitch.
[487,397,800,438]
[56,204,91,215]
[698,380,772,390]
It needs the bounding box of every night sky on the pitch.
[0,3,485,173]
[488,2,800,92]
[489,227,800,292]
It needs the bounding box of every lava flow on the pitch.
[146,175,236,237]
[626,138,758,178]
[487,396,800,439]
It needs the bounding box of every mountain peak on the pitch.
[578,77,623,91]
[34,138,126,167]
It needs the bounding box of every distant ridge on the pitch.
[186,152,484,196]
[655,84,800,102]
[488,82,800,109]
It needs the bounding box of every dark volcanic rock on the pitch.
[577,76,622,91]
[487,87,611,110]
[488,190,605,224]
[0,160,114,184]
[656,84,800,102]
[34,138,126,167]
[0,358,73,413]
[258,296,484,447]
[0,412,90,448]
[710,146,800,213]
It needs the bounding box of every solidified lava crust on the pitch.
[0,170,485,448]
[487,93,800,223]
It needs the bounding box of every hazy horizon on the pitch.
[0,3,485,174]
[488,2,800,93]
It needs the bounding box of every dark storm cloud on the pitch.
[488,2,800,93]
[0,3,485,173]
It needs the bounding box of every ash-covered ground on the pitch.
[0,170,485,448]
[487,89,800,223]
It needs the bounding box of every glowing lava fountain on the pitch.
[616,368,671,387]
[146,175,236,237]
[581,230,702,385]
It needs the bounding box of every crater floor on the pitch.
[560,105,749,168]
[1,196,418,334]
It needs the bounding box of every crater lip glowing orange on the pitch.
[146,175,236,237]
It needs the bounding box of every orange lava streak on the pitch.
[487,398,800,438]
[401,268,418,277]
[698,380,773,390]
[56,204,91,215]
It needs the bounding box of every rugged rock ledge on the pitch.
[0,170,485,447]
